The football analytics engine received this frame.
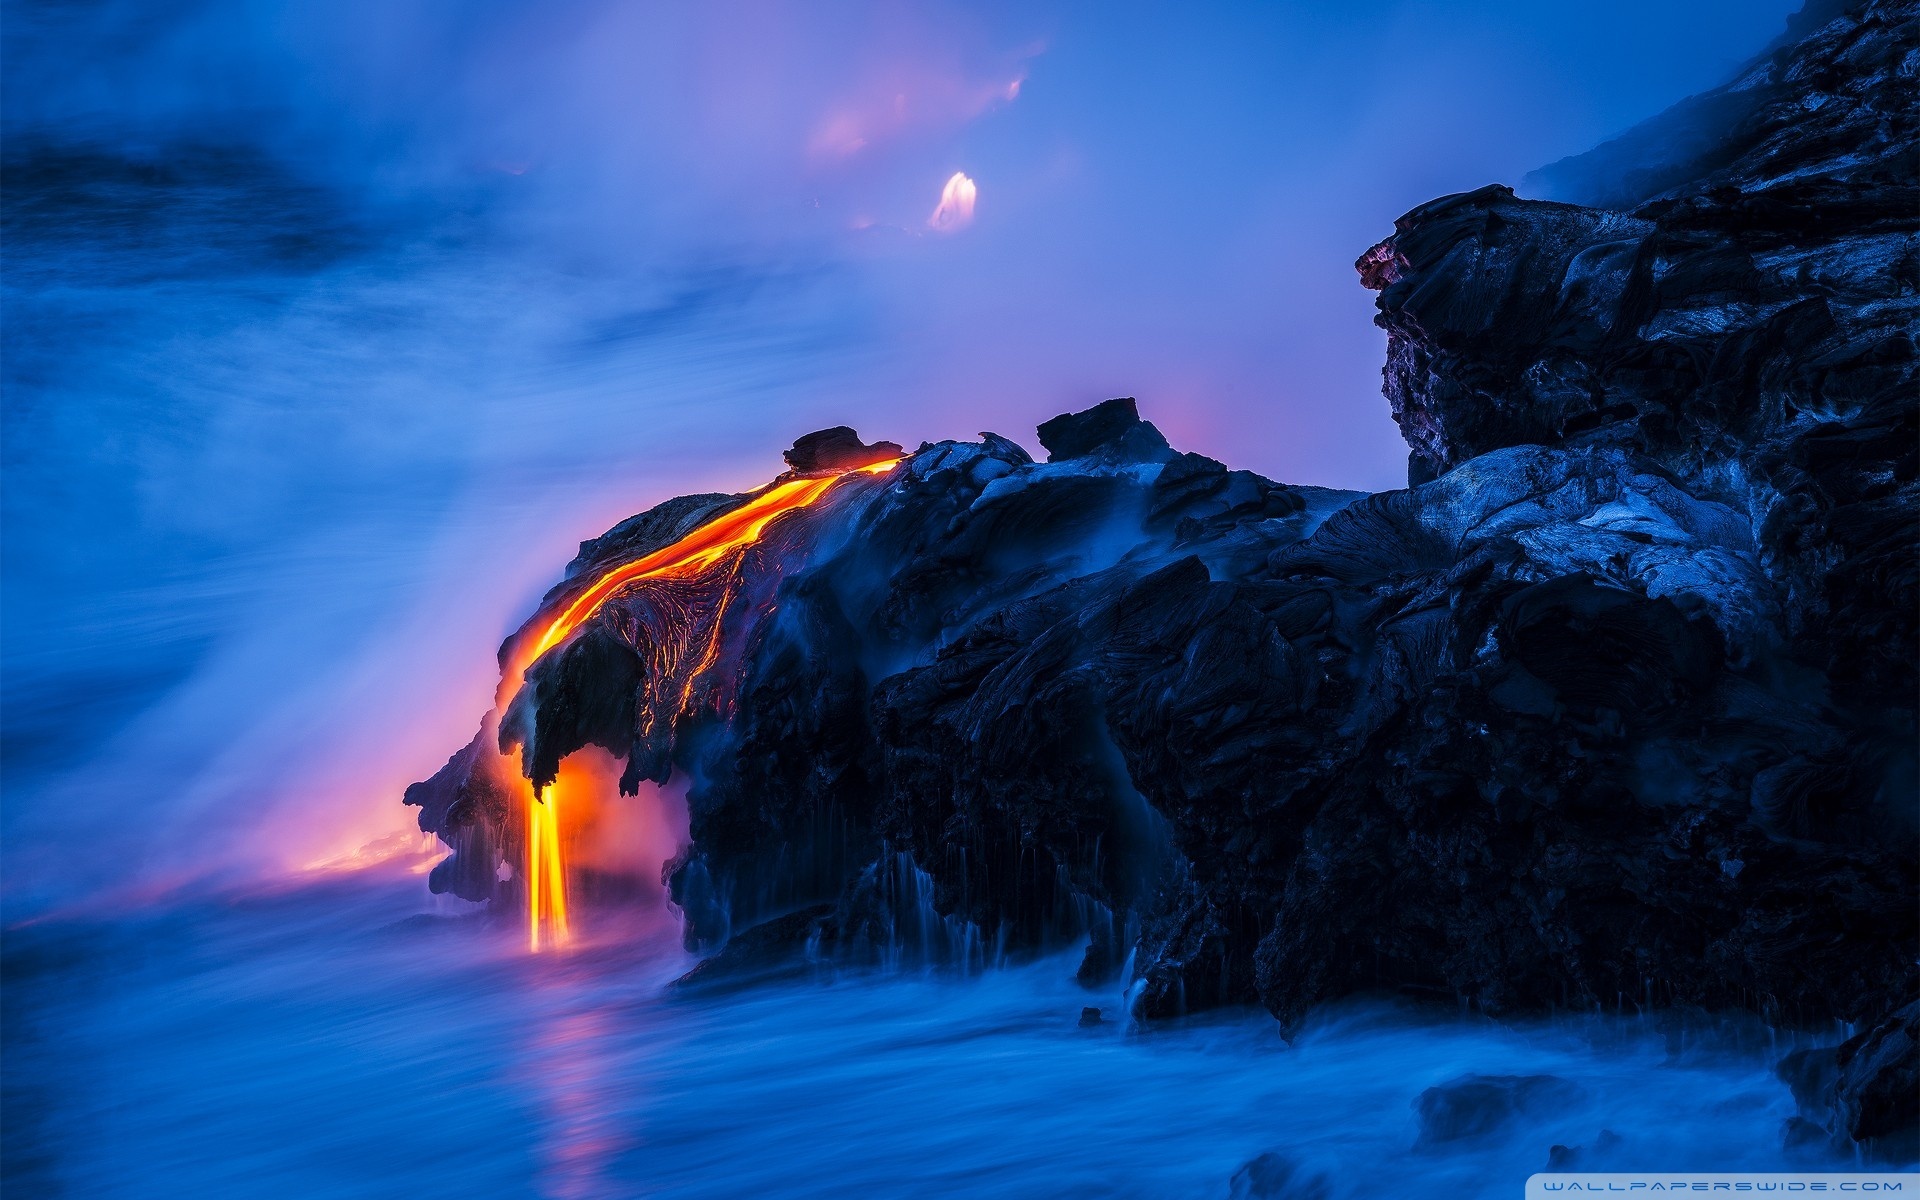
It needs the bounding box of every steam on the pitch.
[1,0,1800,915]
[928,171,979,233]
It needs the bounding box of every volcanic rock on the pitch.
[782,427,904,474]
[1413,1075,1582,1147]
[1228,1153,1331,1200]
[668,904,836,993]
[1778,1001,1920,1163]
[1035,396,1173,464]
[567,492,740,581]
[1544,1130,1624,1170]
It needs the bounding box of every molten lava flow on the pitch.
[508,458,900,951]
[526,782,571,952]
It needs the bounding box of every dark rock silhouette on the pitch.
[1778,1000,1919,1162]
[1413,1075,1582,1147]
[1228,1152,1330,1200]
[1544,1130,1624,1170]
[408,0,1917,1162]
[1035,396,1173,464]
[668,904,835,993]
[782,427,904,474]
[1527,0,1904,210]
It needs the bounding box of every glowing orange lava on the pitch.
[526,779,570,951]
[508,458,900,951]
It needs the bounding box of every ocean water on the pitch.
[5,872,1835,1199]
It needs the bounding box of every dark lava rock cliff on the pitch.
[409,0,1917,1161]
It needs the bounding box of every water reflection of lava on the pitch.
[529,1005,635,1200]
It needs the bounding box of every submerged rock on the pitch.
[1227,1153,1330,1200]
[668,904,836,993]
[1413,1075,1582,1147]
[1545,1130,1624,1170]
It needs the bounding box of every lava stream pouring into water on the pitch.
[526,782,571,952]
[507,458,901,951]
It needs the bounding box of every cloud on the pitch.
[806,62,1029,164]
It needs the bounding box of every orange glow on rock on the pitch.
[506,458,901,951]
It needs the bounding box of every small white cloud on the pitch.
[928,171,978,233]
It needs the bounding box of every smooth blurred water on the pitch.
[5,874,1834,1199]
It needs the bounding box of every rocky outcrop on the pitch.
[1036,396,1173,463]
[406,0,1916,1162]
[1413,1075,1583,1148]
[1362,0,1918,730]
[1779,1000,1919,1162]
[1527,0,1907,210]
[782,427,903,474]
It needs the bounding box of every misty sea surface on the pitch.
[5,875,1826,1199]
